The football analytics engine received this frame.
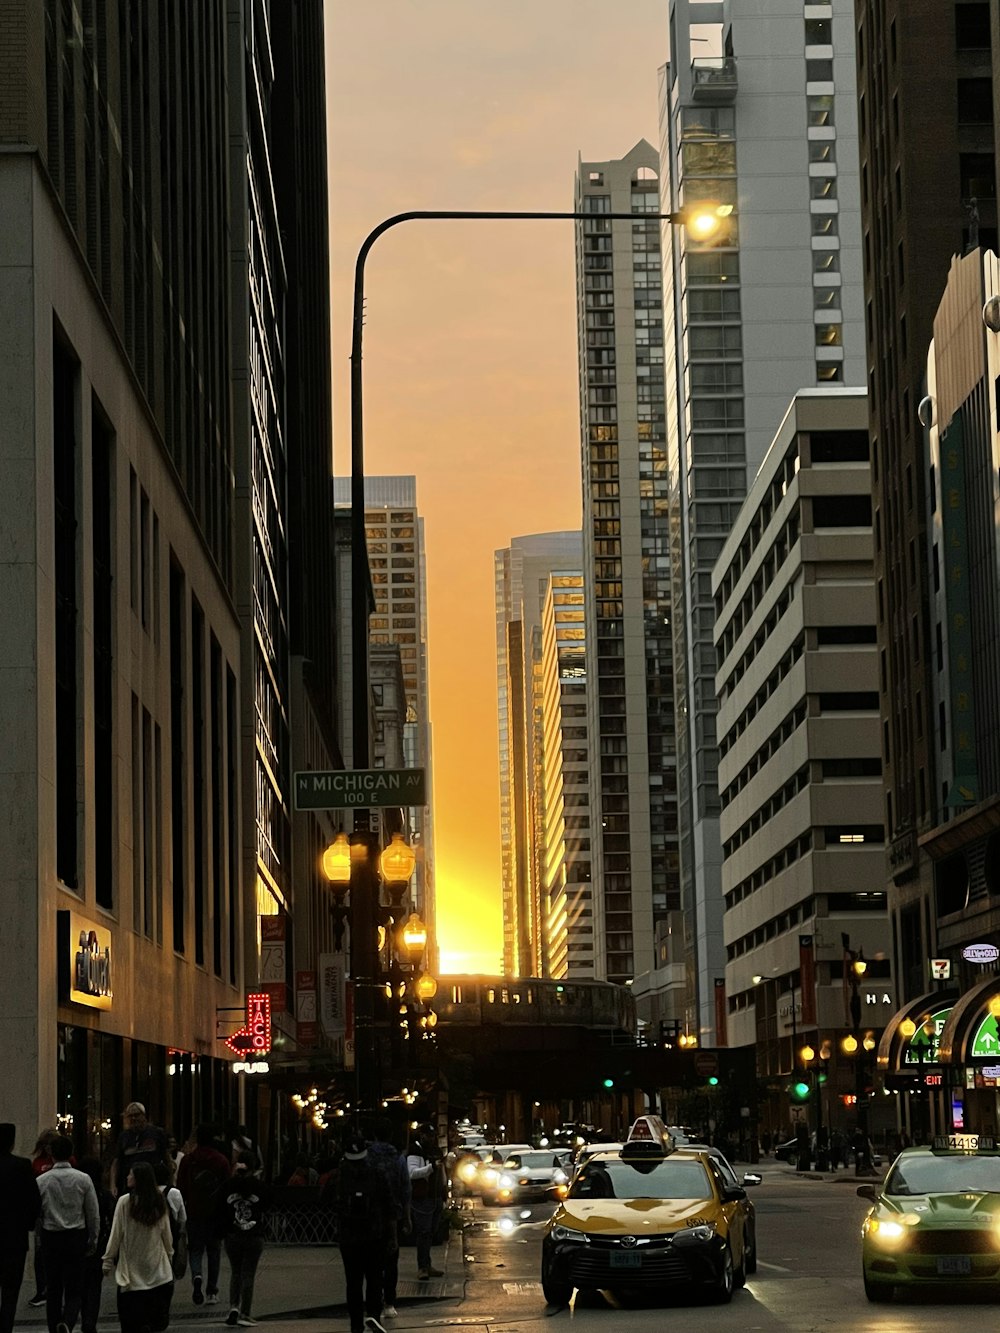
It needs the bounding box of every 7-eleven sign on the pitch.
[225,992,272,1058]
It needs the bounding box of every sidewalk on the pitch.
[15,1230,466,1329]
[751,1155,886,1185]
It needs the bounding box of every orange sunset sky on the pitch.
[326,1,665,973]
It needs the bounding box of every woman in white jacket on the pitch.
[102,1162,174,1333]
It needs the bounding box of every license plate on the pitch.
[610,1252,642,1269]
[936,1256,972,1276]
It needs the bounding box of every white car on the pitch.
[491,1150,570,1205]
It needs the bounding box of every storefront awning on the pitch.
[876,988,959,1074]
[938,976,1000,1066]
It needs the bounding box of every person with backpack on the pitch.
[335,1134,393,1333]
[219,1153,269,1327]
[366,1121,410,1320]
[405,1129,442,1281]
[176,1125,230,1306]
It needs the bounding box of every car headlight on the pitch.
[459,1164,477,1181]
[866,1216,909,1242]
[672,1223,718,1247]
[499,1174,516,1189]
[553,1169,568,1184]
[482,1168,498,1185]
[551,1224,590,1243]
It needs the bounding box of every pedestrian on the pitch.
[112,1106,171,1199]
[229,1126,262,1178]
[102,1162,174,1333]
[829,1128,844,1169]
[336,1133,393,1333]
[36,1135,99,1333]
[176,1124,230,1306]
[405,1129,442,1281]
[760,1129,772,1157]
[286,1153,317,1187]
[29,1128,60,1307]
[154,1163,187,1282]
[367,1120,410,1319]
[220,1152,269,1327]
[0,1122,42,1333]
[77,1160,114,1333]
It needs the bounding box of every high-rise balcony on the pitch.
[691,56,738,104]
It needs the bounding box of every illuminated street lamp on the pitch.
[401,913,428,967]
[414,972,438,1002]
[379,832,417,907]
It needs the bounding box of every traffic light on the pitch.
[602,1077,615,1089]
[707,1075,720,1086]
[790,1079,811,1102]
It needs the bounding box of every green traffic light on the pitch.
[792,1080,810,1100]
[708,1075,719,1086]
[602,1077,615,1089]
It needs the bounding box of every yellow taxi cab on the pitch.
[541,1116,757,1307]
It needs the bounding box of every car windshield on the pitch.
[568,1157,711,1201]
[504,1152,556,1169]
[884,1154,1000,1196]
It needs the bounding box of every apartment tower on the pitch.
[660,0,866,1036]
[496,532,582,976]
[574,142,681,1013]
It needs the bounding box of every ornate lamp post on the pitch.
[322,829,418,1110]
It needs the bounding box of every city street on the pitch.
[451,1160,1000,1331]
[16,1160,997,1333]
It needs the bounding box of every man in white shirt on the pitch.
[36,1137,98,1333]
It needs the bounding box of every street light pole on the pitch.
[349,205,730,772]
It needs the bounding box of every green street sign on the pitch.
[972,1012,1000,1059]
[903,1007,951,1065]
[294,768,426,811]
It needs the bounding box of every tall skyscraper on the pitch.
[854,0,997,1002]
[495,532,581,976]
[334,476,435,937]
[0,1,338,1146]
[659,0,866,1036]
[574,142,681,1012]
[540,571,595,979]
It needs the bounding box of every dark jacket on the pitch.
[0,1152,42,1252]
[218,1174,269,1239]
[367,1142,409,1220]
[335,1157,393,1242]
[177,1146,232,1223]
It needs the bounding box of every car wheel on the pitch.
[863,1273,893,1303]
[744,1225,757,1276]
[710,1242,734,1304]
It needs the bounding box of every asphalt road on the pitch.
[440,1163,1000,1332]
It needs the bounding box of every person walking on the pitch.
[112,1106,171,1199]
[336,1134,393,1333]
[28,1128,60,1307]
[176,1124,230,1306]
[220,1152,269,1328]
[0,1123,42,1333]
[367,1121,410,1320]
[36,1136,99,1333]
[405,1129,442,1281]
[102,1163,174,1333]
[77,1161,114,1333]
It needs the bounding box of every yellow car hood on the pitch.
[555,1197,717,1235]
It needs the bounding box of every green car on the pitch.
[859,1135,1000,1302]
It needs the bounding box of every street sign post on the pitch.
[693,1051,719,1079]
[293,768,426,810]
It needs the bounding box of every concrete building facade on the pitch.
[713,390,892,1129]
[659,0,866,1037]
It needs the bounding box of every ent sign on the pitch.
[225,992,272,1058]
